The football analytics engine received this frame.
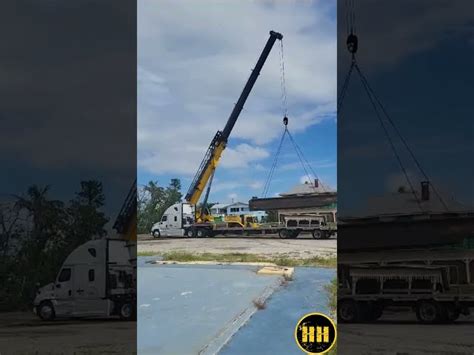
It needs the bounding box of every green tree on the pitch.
[11,185,67,309]
[65,180,109,253]
[1,181,110,311]
[15,185,66,250]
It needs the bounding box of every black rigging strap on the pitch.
[262,126,287,198]
[262,117,326,198]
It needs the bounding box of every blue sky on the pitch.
[138,1,337,204]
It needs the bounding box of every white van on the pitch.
[33,238,135,321]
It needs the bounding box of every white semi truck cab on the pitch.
[151,203,194,238]
[34,238,135,321]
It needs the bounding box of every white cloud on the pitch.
[138,0,336,177]
[227,193,238,202]
[220,144,270,169]
[280,159,336,172]
[212,179,264,193]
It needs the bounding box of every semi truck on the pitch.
[34,238,135,321]
[34,182,137,321]
[150,202,336,239]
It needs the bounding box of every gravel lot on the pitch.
[137,234,336,259]
[339,311,474,355]
[0,312,136,355]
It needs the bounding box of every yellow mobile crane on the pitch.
[184,30,283,224]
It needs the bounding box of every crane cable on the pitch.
[286,129,326,193]
[279,40,288,118]
[262,40,325,197]
[354,62,449,211]
[262,127,287,197]
[338,1,449,212]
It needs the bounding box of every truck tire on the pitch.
[278,229,291,239]
[359,303,383,322]
[338,299,359,323]
[416,300,441,324]
[152,230,161,238]
[119,302,133,321]
[312,230,322,239]
[440,303,460,323]
[290,230,300,239]
[370,303,384,321]
[38,301,56,321]
[185,229,196,238]
[196,228,208,238]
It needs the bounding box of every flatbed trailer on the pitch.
[186,221,336,239]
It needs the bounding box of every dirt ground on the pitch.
[0,312,136,355]
[339,311,474,355]
[137,233,337,259]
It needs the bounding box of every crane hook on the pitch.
[283,116,288,126]
[347,33,358,54]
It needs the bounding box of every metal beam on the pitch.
[338,212,474,251]
[249,193,337,211]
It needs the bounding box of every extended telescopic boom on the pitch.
[185,31,283,212]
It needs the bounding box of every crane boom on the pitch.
[113,180,137,241]
[185,30,283,209]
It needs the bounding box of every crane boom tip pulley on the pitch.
[270,30,283,40]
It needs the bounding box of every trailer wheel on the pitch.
[185,229,196,238]
[416,300,441,324]
[370,303,384,321]
[196,229,208,238]
[338,299,359,323]
[119,302,133,321]
[278,229,291,239]
[290,230,300,239]
[440,303,460,323]
[38,301,55,321]
[360,303,383,322]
